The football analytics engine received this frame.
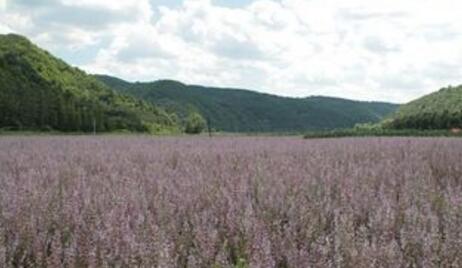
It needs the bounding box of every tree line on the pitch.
[387,110,462,130]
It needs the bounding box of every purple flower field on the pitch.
[0,136,461,267]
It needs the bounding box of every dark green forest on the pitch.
[0,34,179,133]
[96,75,398,133]
[12,33,460,135]
[385,85,462,130]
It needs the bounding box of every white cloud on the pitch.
[0,24,11,33]
[2,0,462,102]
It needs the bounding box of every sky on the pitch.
[1,0,462,103]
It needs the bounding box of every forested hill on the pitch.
[0,34,179,133]
[96,75,399,132]
[385,85,462,129]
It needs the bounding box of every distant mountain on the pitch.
[0,34,179,133]
[385,85,462,129]
[96,75,399,132]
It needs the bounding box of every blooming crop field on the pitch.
[0,136,461,267]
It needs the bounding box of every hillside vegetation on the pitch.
[386,85,462,129]
[0,34,179,133]
[97,75,398,133]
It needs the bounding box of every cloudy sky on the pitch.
[1,0,462,103]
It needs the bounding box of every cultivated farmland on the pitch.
[0,137,461,267]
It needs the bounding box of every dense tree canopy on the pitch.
[97,75,398,133]
[0,34,179,133]
[184,112,207,134]
[0,33,401,134]
[385,85,462,130]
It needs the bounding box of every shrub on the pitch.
[184,112,207,134]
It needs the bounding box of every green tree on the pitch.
[0,34,180,134]
[184,112,206,134]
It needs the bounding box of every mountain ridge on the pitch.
[96,74,400,104]
[0,33,400,134]
[96,74,399,132]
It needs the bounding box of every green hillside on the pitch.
[0,34,179,133]
[385,85,462,129]
[97,75,399,132]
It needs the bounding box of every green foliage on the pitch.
[235,258,248,268]
[96,75,399,133]
[184,112,207,134]
[0,34,179,134]
[304,127,462,139]
[385,85,462,130]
